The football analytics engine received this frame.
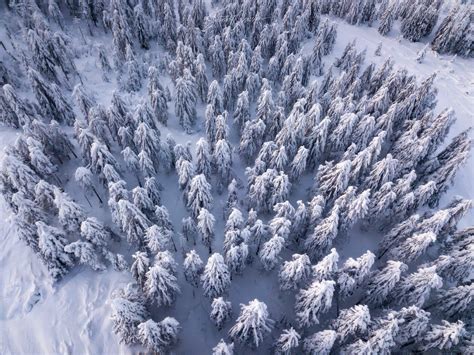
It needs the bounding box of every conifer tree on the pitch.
[175,69,197,133]
[212,339,234,355]
[144,263,180,307]
[305,205,339,260]
[36,221,75,281]
[229,299,273,348]
[333,305,371,341]
[259,235,285,271]
[195,138,211,180]
[365,260,408,305]
[394,265,443,307]
[137,317,180,353]
[367,312,399,354]
[131,251,150,288]
[53,188,85,232]
[438,284,474,319]
[275,328,300,355]
[312,248,339,282]
[389,232,436,263]
[201,253,231,299]
[213,139,232,191]
[197,208,215,254]
[421,320,466,352]
[111,285,149,344]
[210,297,232,330]
[279,253,311,291]
[296,280,335,327]
[187,174,213,218]
[80,217,109,247]
[233,91,250,132]
[183,249,204,288]
[303,330,337,355]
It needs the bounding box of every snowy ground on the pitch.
[1,12,473,355]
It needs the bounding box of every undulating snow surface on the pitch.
[0,1,472,354]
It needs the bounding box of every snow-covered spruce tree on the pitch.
[28,68,75,125]
[312,248,339,282]
[1,84,34,128]
[144,263,180,307]
[291,200,308,242]
[117,199,150,246]
[317,160,351,202]
[420,320,467,352]
[145,225,175,253]
[305,205,339,260]
[194,54,208,103]
[400,1,440,42]
[437,283,474,319]
[225,243,249,275]
[201,253,231,299]
[122,45,142,92]
[212,339,234,355]
[187,174,212,218]
[224,179,238,219]
[80,217,109,248]
[154,206,174,234]
[229,299,274,349]
[36,221,75,281]
[388,232,436,263]
[240,119,266,161]
[64,240,105,271]
[378,214,421,258]
[183,249,204,289]
[365,260,408,305]
[394,305,431,345]
[394,265,443,307]
[175,69,197,133]
[295,280,335,327]
[215,112,229,142]
[210,35,226,79]
[195,138,211,180]
[131,251,150,289]
[111,285,149,345]
[137,317,180,353]
[197,208,215,254]
[423,129,471,207]
[279,253,311,291]
[342,339,372,354]
[181,216,197,245]
[308,194,326,229]
[274,327,300,355]
[343,188,371,230]
[431,5,472,56]
[259,235,285,271]
[213,138,233,192]
[366,312,399,354]
[210,297,232,330]
[34,179,55,211]
[176,157,195,191]
[132,186,154,217]
[303,330,337,355]
[332,304,371,341]
[364,153,399,191]
[12,191,44,227]
[289,146,309,182]
[53,188,85,233]
[233,90,250,132]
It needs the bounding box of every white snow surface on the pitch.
[0,13,473,355]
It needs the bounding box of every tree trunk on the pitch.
[84,194,92,208]
[91,186,103,204]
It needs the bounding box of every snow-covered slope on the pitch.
[1,5,472,355]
